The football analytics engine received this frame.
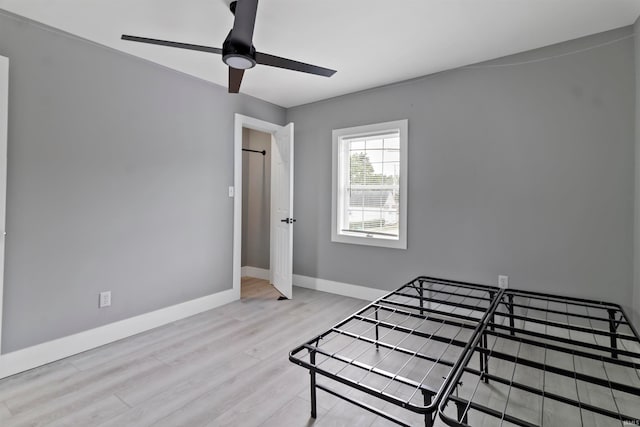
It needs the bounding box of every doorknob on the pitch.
[280,218,297,224]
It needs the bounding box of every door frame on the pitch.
[0,56,8,355]
[232,114,285,298]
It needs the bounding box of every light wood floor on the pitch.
[240,276,284,300]
[2,278,636,426]
[0,277,415,427]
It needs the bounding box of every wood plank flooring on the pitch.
[1,278,636,426]
[0,278,413,427]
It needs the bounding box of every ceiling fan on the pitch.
[121,0,336,93]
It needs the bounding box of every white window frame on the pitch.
[331,119,408,249]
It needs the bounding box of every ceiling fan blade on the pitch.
[255,52,336,77]
[230,0,259,46]
[121,35,222,55]
[229,67,245,93]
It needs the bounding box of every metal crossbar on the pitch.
[290,277,640,427]
[438,288,640,427]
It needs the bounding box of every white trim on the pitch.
[0,56,8,355]
[293,274,388,301]
[0,274,385,378]
[233,114,283,301]
[241,266,270,281]
[331,119,408,250]
[0,288,237,379]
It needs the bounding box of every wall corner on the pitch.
[633,15,640,330]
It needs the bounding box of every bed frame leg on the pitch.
[507,294,515,336]
[374,309,380,350]
[455,401,469,424]
[608,309,618,359]
[488,291,496,332]
[422,390,434,427]
[419,280,424,316]
[310,350,317,418]
[481,332,489,384]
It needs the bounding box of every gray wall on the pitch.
[241,128,271,270]
[287,27,635,308]
[0,10,285,353]
[635,16,640,328]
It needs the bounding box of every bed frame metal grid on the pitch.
[290,278,640,426]
[438,288,640,427]
[289,276,504,427]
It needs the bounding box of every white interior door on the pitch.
[0,56,8,353]
[270,123,294,299]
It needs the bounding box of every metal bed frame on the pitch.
[438,288,640,426]
[290,277,640,426]
[289,276,504,426]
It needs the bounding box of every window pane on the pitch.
[384,149,400,163]
[366,139,383,150]
[350,139,365,151]
[384,137,400,150]
[368,164,383,185]
[345,188,399,237]
[349,153,369,185]
[339,128,403,241]
[366,150,384,164]
[383,161,400,181]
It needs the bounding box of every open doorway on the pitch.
[232,114,294,301]
[240,128,279,299]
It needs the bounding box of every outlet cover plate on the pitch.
[99,291,111,308]
[498,275,509,289]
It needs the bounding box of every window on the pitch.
[332,119,408,249]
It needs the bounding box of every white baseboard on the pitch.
[241,266,270,281]
[293,274,388,301]
[0,274,384,379]
[0,288,238,379]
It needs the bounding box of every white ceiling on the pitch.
[1,0,639,108]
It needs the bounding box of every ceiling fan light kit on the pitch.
[224,54,255,69]
[222,41,256,69]
[121,0,336,94]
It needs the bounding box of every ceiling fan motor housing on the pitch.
[222,2,256,69]
[222,35,256,69]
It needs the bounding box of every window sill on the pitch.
[331,233,407,250]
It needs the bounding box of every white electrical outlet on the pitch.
[99,291,111,308]
[498,275,509,289]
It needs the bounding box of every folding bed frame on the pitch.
[289,276,640,426]
[438,288,640,426]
